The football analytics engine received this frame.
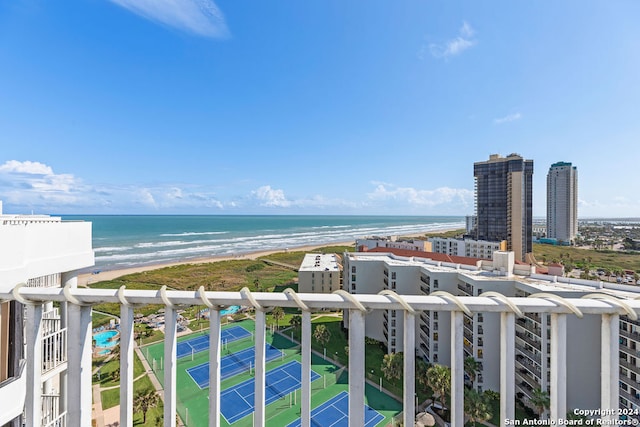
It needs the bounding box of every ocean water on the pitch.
[62,215,465,271]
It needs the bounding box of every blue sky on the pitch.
[1,1,639,217]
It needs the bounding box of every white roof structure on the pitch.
[299,253,340,272]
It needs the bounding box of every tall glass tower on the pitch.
[473,153,534,262]
[546,161,578,243]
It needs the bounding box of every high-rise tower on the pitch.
[546,161,578,243]
[473,153,533,262]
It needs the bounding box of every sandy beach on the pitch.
[79,228,462,286]
[79,240,356,286]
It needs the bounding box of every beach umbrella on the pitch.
[415,412,436,427]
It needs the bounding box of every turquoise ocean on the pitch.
[61,215,465,271]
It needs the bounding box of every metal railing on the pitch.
[2,284,633,427]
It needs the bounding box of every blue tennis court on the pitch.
[186,344,283,388]
[286,391,384,427]
[176,325,251,359]
[220,360,321,424]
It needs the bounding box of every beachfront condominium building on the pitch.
[428,237,507,260]
[355,236,431,252]
[0,204,94,426]
[547,161,578,244]
[342,247,640,413]
[297,253,341,293]
[465,215,477,234]
[473,153,534,262]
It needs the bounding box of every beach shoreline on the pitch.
[79,228,462,286]
[79,240,355,286]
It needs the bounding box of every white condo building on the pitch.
[343,247,640,415]
[428,237,507,260]
[355,236,430,252]
[298,253,341,293]
[547,161,578,243]
[0,206,94,426]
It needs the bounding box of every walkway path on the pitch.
[259,258,299,271]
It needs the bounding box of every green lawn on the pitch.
[257,245,353,267]
[533,242,640,273]
[101,374,157,410]
[92,350,146,388]
[92,311,117,329]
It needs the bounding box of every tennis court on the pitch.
[176,325,251,359]
[286,391,384,427]
[186,344,284,388]
[220,360,321,424]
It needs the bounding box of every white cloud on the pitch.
[494,113,522,124]
[0,160,53,175]
[0,160,86,209]
[428,21,477,59]
[109,0,229,38]
[0,160,81,193]
[167,187,184,200]
[367,183,474,209]
[137,188,157,207]
[251,185,291,208]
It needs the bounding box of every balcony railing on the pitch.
[1,284,634,427]
[42,327,67,375]
[620,328,640,343]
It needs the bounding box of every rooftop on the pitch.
[299,253,340,271]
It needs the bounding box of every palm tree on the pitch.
[381,352,403,382]
[416,359,431,392]
[110,344,121,360]
[464,356,480,388]
[464,388,492,425]
[289,315,302,335]
[426,364,451,407]
[530,388,550,418]
[271,306,284,330]
[313,324,331,349]
[110,367,120,383]
[134,390,159,423]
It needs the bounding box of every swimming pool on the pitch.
[94,330,119,348]
[220,305,241,316]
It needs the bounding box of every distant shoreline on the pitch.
[79,239,354,286]
[79,228,462,286]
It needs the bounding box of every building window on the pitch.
[477,349,483,359]
[391,272,396,279]
[434,312,438,320]
[351,274,356,282]
[433,332,439,341]
[351,266,356,273]
[434,279,439,289]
